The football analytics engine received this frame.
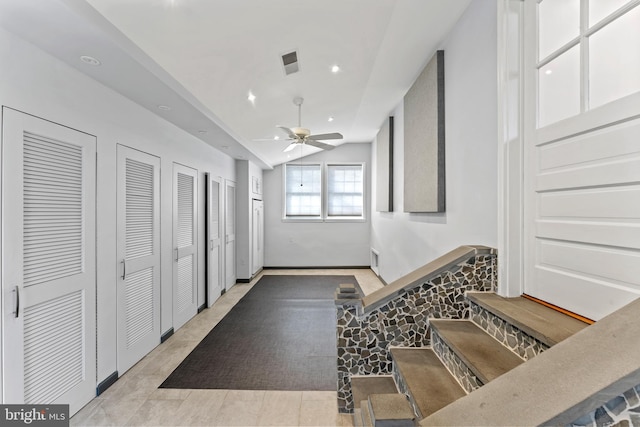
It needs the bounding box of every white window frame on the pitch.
[282,162,323,222]
[282,162,366,222]
[324,162,366,222]
[534,0,640,128]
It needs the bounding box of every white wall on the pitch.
[370,0,498,284]
[0,28,236,384]
[263,143,371,267]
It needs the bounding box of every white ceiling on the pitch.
[0,0,471,168]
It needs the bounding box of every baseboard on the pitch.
[96,371,118,396]
[161,328,174,343]
[197,303,206,313]
[263,265,371,270]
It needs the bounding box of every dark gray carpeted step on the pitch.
[430,319,524,384]
[467,292,587,346]
[352,376,399,409]
[368,394,415,427]
[391,348,466,418]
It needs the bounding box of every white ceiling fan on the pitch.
[275,97,343,152]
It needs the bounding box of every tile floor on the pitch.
[71,269,384,426]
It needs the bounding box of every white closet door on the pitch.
[206,174,222,307]
[173,163,198,330]
[251,199,264,275]
[116,145,160,374]
[1,108,96,415]
[225,180,236,289]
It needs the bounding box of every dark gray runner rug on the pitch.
[160,275,361,391]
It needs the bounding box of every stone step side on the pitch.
[354,408,365,427]
[352,376,399,409]
[430,319,524,385]
[368,394,415,427]
[390,347,466,419]
[467,292,587,346]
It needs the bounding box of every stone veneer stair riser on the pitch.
[469,299,548,360]
[431,331,482,394]
[336,250,496,413]
[569,384,640,427]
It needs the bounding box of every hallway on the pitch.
[71,269,383,426]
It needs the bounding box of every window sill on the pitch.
[282,217,366,223]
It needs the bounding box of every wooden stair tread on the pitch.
[430,319,524,384]
[467,292,588,346]
[351,376,398,409]
[368,394,415,426]
[390,347,466,418]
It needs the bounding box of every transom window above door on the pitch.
[536,0,640,127]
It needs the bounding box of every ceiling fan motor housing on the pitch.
[291,127,310,138]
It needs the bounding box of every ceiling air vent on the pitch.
[281,50,299,75]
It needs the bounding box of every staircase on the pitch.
[351,291,587,426]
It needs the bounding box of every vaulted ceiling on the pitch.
[0,0,472,168]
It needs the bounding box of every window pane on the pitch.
[539,0,580,60]
[285,164,321,216]
[589,5,640,109]
[327,165,363,217]
[539,45,581,127]
[589,0,631,26]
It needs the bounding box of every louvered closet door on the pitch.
[206,174,222,307]
[1,108,96,415]
[173,164,198,330]
[116,145,160,374]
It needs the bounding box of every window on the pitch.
[327,164,364,217]
[536,0,640,127]
[283,162,365,221]
[285,164,321,217]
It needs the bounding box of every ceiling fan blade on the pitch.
[306,139,335,150]
[307,132,343,141]
[277,126,298,139]
[283,142,299,152]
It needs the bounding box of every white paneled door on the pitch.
[206,174,223,307]
[524,1,640,320]
[225,180,236,289]
[252,199,264,276]
[173,163,198,330]
[1,108,96,415]
[116,145,160,374]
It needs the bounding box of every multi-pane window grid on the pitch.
[285,164,322,216]
[536,0,640,126]
[284,163,364,219]
[327,165,363,217]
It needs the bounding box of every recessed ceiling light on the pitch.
[274,135,280,140]
[331,65,340,73]
[158,105,171,111]
[80,55,101,66]
[545,69,553,75]
[248,92,256,103]
[328,116,334,122]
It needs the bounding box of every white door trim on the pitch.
[497,0,525,297]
